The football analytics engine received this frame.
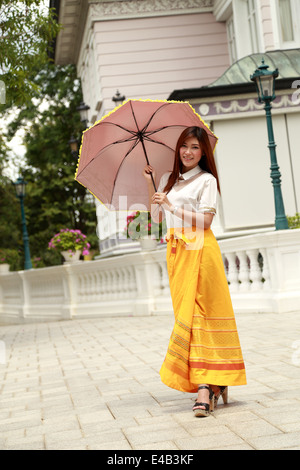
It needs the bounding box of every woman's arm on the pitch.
[152,192,214,229]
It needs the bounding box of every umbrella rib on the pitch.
[130,100,157,192]
[144,124,187,137]
[140,102,171,133]
[76,137,138,178]
[95,120,138,137]
[143,135,175,152]
[110,138,140,204]
[129,100,141,133]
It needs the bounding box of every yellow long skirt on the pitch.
[160,228,246,393]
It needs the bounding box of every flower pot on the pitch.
[61,250,81,263]
[139,237,157,251]
[0,263,10,274]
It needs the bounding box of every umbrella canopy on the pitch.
[75,99,217,211]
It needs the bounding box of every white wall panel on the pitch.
[214,113,298,231]
[214,117,278,230]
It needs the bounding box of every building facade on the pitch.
[52,0,300,256]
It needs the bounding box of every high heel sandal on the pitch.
[213,386,228,408]
[193,385,214,417]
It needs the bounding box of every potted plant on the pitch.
[124,211,166,250]
[48,228,91,263]
[0,248,21,273]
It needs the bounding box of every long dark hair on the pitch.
[163,126,220,194]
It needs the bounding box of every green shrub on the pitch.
[0,248,22,271]
[287,213,300,229]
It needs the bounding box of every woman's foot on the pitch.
[192,385,214,417]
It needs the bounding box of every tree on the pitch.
[6,63,99,267]
[0,0,60,108]
[0,3,97,268]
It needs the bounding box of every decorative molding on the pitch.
[89,0,214,20]
[195,94,300,118]
[214,98,264,114]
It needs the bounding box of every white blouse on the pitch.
[157,165,218,229]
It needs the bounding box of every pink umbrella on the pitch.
[75,99,217,210]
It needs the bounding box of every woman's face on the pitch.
[179,136,202,173]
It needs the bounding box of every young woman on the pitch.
[143,126,246,417]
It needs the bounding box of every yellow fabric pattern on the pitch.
[160,228,246,393]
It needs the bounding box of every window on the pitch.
[222,0,261,63]
[227,15,237,64]
[276,0,300,46]
[247,0,260,53]
[279,0,294,42]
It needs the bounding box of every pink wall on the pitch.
[90,13,230,114]
[259,0,275,50]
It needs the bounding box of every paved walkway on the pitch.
[0,311,300,450]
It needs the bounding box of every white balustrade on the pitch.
[218,228,300,313]
[0,229,299,323]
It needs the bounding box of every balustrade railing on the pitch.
[0,229,299,323]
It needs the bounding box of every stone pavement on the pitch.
[0,311,300,451]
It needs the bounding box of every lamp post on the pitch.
[68,134,78,157]
[70,101,90,157]
[13,176,32,270]
[112,90,126,106]
[250,59,289,230]
[76,101,90,129]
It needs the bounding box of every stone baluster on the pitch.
[90,272,97,300]
[120,267,128,298]
[127,265,137,295]
[259,248,271,289]
[78,273,84,301]
[117,267,123,297]
[110,270,117,299]
[98,271,105,299]
[112,269,119,299]
[111,270,117,298]
[246,248,262,291]
[103,271,110,299]
[92,271,100,301]
[225,252,239,291]
[236,250,251,291]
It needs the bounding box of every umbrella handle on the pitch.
[150,171,157,193]
[140,135,157,192]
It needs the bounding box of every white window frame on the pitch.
[215,0,263,63]
[226,14,238,63]
[271,0,300,48]
[247,0,260,53]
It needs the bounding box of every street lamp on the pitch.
[112,90,126,106]
[68,134,78,157]
[71,102,90,157]
[250,59,289,230]
[76,101,90,128]
[13,176,33,270]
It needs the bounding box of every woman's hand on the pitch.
[142,165,156,184]
[152,192,172,211]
